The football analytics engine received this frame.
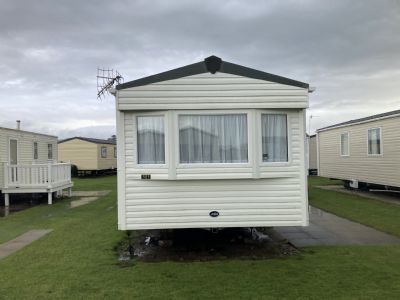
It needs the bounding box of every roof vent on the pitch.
[204,55,222,74]
[16,120,21,130]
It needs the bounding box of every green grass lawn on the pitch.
[72,174,117,191]
[0,176,400,299]
[308,176,343,187]
[309,176,400,237]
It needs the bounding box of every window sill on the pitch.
[260,161,291,167]
[177,163,251,168]
[135,163,168,169]
[176,172,253,180]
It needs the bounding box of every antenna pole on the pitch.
[96,68,123,99]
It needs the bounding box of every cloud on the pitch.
[0,0,399,136]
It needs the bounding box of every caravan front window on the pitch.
[178,114,248,163]
[340,132,349,156]
[101,147,107,158]
[47,144,53,160]
[33,142,38,160]
[368,128,382,155]
[261,114,288,162]
[137,116,165,164]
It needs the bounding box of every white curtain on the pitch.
[137,116,165,164]
[179,114,248,163]
[262,114,288,162]
[368,128,381,155]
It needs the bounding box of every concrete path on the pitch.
[71,190,111,197]
[0,229,53,260]
[69,190,111,208]
[316,185,400,206]
[275,206,400,247]
[70,197,99,208]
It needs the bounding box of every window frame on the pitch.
[101,146,107,158]
[340,132,350,157]
[258,110,291,166]
[131,109,297,179]
[175,109,253,168]
[47,143,53,160]
[134,111,169,169]
[8,138,19,164]
[367,127,383,156]
[33,141,39,160]
[114,146,117,158]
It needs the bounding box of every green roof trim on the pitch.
[116,55,309,90]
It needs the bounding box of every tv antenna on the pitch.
[96,68,123,99]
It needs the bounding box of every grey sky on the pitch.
[0,0,399,138]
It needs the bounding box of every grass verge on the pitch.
[0,176,399,299]
[308,176,400,237]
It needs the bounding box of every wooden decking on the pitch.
[2,162,73,205]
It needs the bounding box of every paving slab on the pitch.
[69,190,111,208]
[0,229,53,260]
[275,206,400,247]
[71,190,111,197]
[70,197,99,208]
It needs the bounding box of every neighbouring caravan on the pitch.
[317,109,400,189]
[308,134,318,175]
[113,56,312,230]
[58,137,117,175]
[0,122,72,206]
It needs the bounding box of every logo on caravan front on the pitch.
[209,211,219,217]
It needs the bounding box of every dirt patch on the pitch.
[0,204,33,217]
[116,227,299,264]
[0,194,49,217]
